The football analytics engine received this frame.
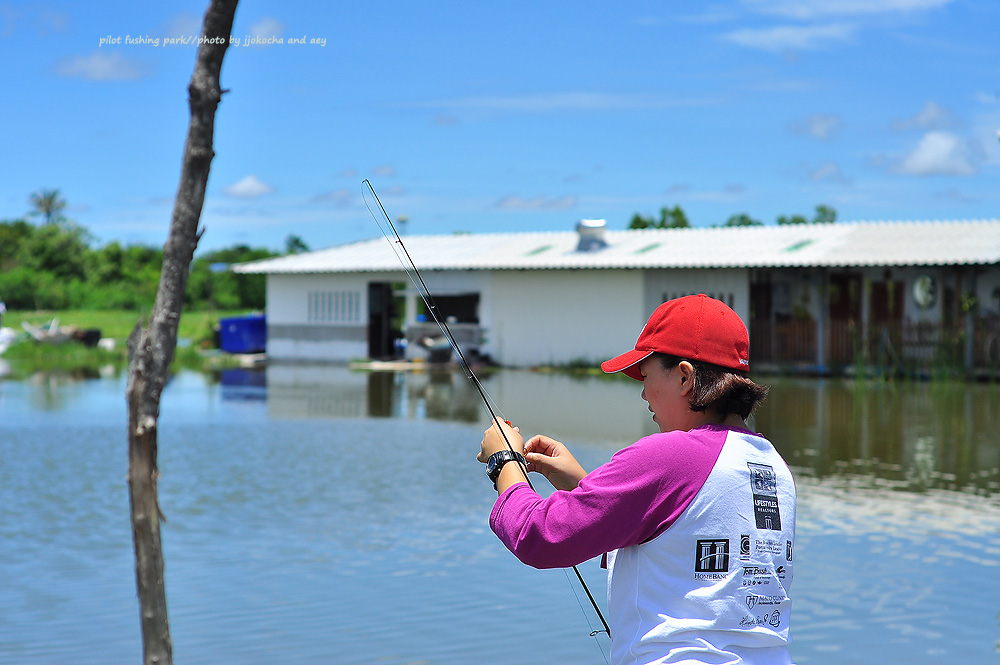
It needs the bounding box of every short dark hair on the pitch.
[656,353,768,420]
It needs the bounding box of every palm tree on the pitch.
[29,188,67,225]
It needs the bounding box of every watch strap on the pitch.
[486,449,525,490]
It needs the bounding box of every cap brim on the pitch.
[600,349,653,381]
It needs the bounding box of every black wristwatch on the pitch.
[486,449,525,490]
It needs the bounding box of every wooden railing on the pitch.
[750,318,1000,373]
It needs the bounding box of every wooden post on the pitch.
[125,2,238,663]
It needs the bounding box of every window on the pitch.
[308,290,361,322]
[663,291,735,308]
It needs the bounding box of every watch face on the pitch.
[486,451,505,479]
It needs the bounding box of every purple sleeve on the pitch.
[489,426,729,569]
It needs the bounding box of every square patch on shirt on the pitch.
[748,462,782,530]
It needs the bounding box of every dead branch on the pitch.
[125,2,239,663]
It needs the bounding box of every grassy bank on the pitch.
[1,309,250,377]
[3,309,243,344]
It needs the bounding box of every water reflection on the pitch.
[3,367,999,665]
[261,364,656,444]
[260,364,472,420]
[755,378,1000,496]
[258,365,1000,497]
[218,368,267,402]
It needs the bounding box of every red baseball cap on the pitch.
[601,294,750,380]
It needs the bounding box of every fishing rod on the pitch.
[361,179,612,643]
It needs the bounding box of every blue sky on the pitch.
[2,0,998,253]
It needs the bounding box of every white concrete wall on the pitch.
[266,272,405,323]
[265,271,406,362]
[487,269,645,367]
[642,268,751,324]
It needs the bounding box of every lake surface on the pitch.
[1,366,998,664]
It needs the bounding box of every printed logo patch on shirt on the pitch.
[694,538,730,578]
[748,462,782,530]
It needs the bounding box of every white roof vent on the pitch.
[576,218,608,252]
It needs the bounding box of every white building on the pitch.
[234,219,1000,373]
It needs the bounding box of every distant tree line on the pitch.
[629,204,837,229]
[0,189,305,311]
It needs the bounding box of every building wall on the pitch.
[265,271,404,362]
[488,269,645,367]
[976,268,1000,318]
[642,268,751,323]
[261,264,1000,368]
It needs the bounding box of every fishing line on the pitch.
[563,568,611,665]
[362,179,611,641]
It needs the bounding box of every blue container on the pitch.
[218,314,267,354]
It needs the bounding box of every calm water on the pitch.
[1,366,999,664]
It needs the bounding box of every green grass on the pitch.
[3,308,247,345]
[1,308,251,377]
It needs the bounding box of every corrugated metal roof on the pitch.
[233,219,1000,274]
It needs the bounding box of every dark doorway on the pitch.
[368,282,396,359]
[829,272,862,322]
[871,280,904,324]
[828,272,862,365]
[750,277,773,361]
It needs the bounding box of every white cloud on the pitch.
[742,0,954,19]
[248,17,284,39]
[163,12,201,39]
[371,165,396,177]
[722,23,856,52]
[809,162,852,184]
[791,113,841,139]
[974,91,999,105]
[224,175,276,198]
[892,101,956,131]
[312,188,354,207]
[894,131,983,176]
[55,52,144,81]
[494,195,577,211]
[934,187,978,204]
[37,8,69,35]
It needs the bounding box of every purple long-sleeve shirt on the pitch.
[490,425,738,569]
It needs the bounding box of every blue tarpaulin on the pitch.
[219,314,266,354]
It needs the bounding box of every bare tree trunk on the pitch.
[126,2,238,663]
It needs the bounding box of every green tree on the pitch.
[0,265,41,309]
[629,212,653,229]
[660,205,689,228]
[813,204,837,224]
[29,188,68,225]
[725,213,763,227]
[186,245,276,310]
[629,205,690,229]
[93,240,126,283]
[777,214,809,225]
[0,218,33,269]
[285,233,309,254]
[85,242,163,308]
[778,205,837,225]
[17,221,92,281]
